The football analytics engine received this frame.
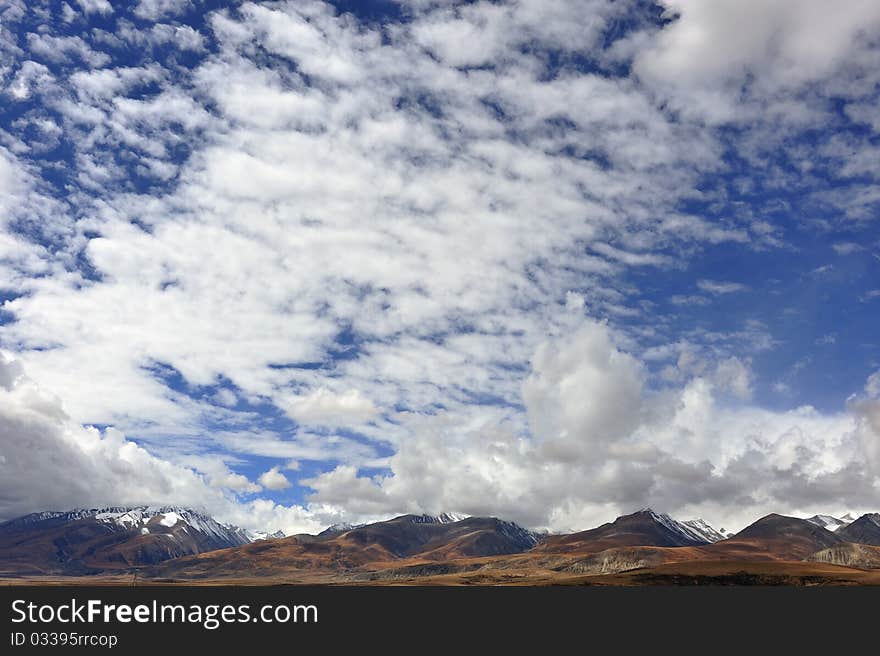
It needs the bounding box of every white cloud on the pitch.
[670,294,710,306]
[133,0,192,22]
[212,388,238,407]
[522,321,645,458]
[284,388,378,428]
[142,24,205,52]
[0,0,878,536]
[845,101,880,133]
[634,0,880,122]
[0,352,324,533]
[61,3,78,23]
[0,351,215,517]
[258,466,292,491]
[866,371,880,399]
[591,242,674,267]
[75,0,113,16]
[832,242,863,255]
[5,60,54,100]
[712,356,753,400]
[213,471,261,494]
[304,320,879,532]
[408,0,615,68]
[26,33,110,67]
[697,279,749,295]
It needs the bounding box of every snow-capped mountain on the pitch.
[837,513,880,546]
[312,513,542,558]
[494,518,544,548]
[318,513,472,537]
[680,518,727,543]
[0,506,254,574]
[804,514,852,532]
[4,506,252,546]
[318,522,366,537]
[405,512,471,525]
[644,509,725,544]
[248,529,287,541]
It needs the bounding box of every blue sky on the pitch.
[0,0,879,533]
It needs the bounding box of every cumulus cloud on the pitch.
[284,389,378,428]
[0,351,215,517]
[258,466,292,491]
[0,352,324,533]
[408,0,615,68]
[133,0,192,22]
[0,286,874,533]
[712,357,753,400]
[634,0,880,122]
[305,320,879,532]
[212,471,261,494]
[75,0,113,16]
[522,321,645,459]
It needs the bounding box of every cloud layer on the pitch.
[305,321,880,531]
[0,1,878,532]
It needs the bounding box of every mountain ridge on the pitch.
[0,506,252,575]
[5,506,880,584]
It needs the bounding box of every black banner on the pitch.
[2,585,878,653]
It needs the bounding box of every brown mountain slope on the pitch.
[332,515,540,558]
[150,515,540,579]
[534,509,711,554]
[701,513,844,561]
[523,513,847,576]
[807,543,880,569]
[574,560,880,586]
[836,513,880,546]
[0,509,249,575]
[151,512,845,582]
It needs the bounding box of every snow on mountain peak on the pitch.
[317,522,366,537]
[434,512,470,523]
[805,514,852,532]
[248,529,287,541]
[404,513,471,525]
[159,512,182,528]
[5,506,257,546]
[640,509,725,543]
[680,518,726,543]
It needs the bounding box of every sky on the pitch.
[0,0,879,535]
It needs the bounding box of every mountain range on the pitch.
[3,507,880,584]
[0,506,252,575]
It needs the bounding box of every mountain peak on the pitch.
[804,514,851,532]
[389,513,471,525]
[680,518,726,542]
[736,513,842,541]
[638,509,724,544]
[0,506,253,574]
[837,513,880,546]
[318,522,365,537]
[410,512,470,524]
